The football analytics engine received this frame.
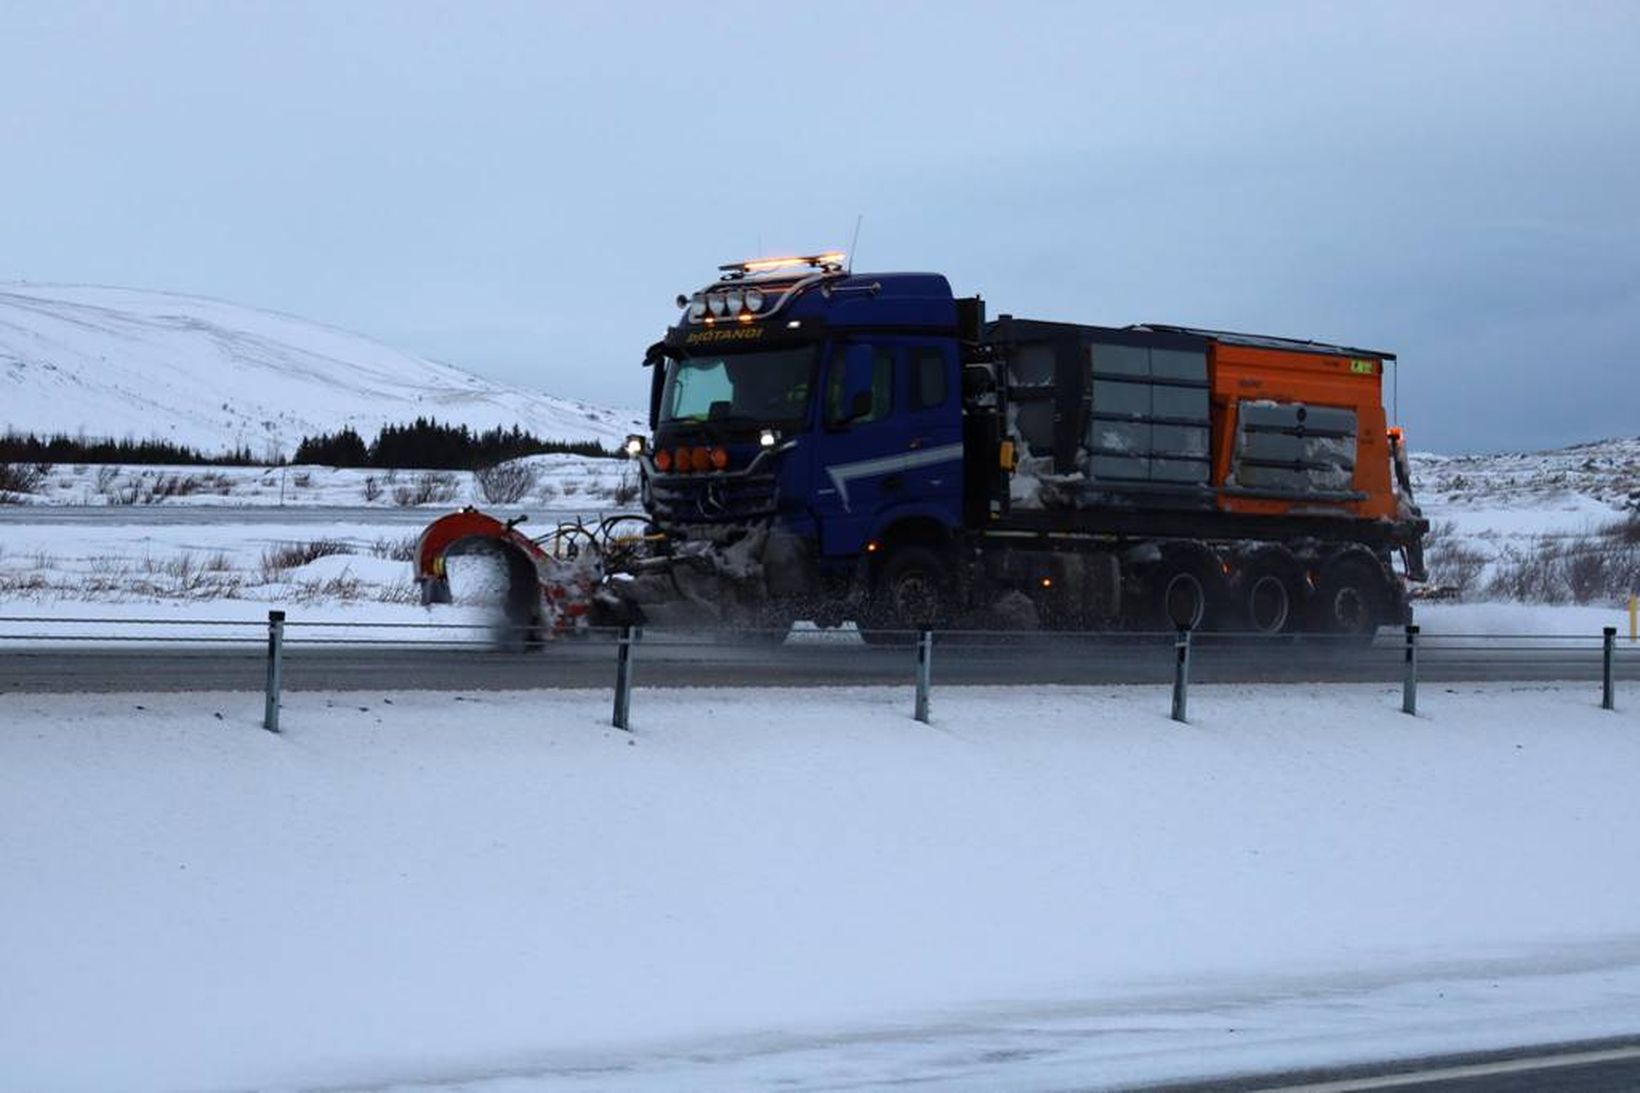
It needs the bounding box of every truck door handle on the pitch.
[882,475,904,492]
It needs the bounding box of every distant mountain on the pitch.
[0,283,643,457]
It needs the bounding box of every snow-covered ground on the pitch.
[1410,439,1640,604]
[0,456,637,620]
[0,283,644,457]
[2,453,631,509]
[4,683,1639,1093]
[6,442,1640,634]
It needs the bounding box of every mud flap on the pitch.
[1403,537,1428,584]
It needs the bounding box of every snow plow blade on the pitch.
[413,507,602,640]
[413,507,661,639]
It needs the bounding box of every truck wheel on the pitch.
[1232,552,1302,636]
[1311,555,1389,640]
[1144,549,1227,632]
[859,546,950,644]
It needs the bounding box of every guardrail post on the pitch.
[263,609,285,733]
[1171,624,1192,723]
[914,629,933,723]
[612,625,638,730]
[1402,623,1419,716]
[1603,625,1616,711]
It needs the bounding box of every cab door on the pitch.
[900,342,964,516]
[808,341,909,556]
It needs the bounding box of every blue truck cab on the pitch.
[626,254,977,628]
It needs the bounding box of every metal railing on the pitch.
[0,613,1631,734]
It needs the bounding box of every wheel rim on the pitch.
[1248,574,1289,633]
[1163,572,1206,630]
[891,570,941,628]
[1332,586,1369,634]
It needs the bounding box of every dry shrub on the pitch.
[392,472,459,506]
[1486,531,1640,605]
[369,535,418,562]
[473,461,540,504]
[290,574,364,602]
[1422,520,1487,596]
[260,538,352,581]
[375,580,422,604]
[0,463,44,501]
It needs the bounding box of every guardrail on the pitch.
[1,613,1631,734]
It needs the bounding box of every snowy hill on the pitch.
[1409,438,1640,605]
[0,283,643,457]
[1412,437,1640,513]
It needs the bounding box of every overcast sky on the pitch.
[2,1,1635,453]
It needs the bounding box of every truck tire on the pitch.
[1142,547,1228,632]
[1232,550,1303,636]
[859,546,950,644]
[1310,554,1390,640]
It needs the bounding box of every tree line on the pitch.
[2,419,611,468]
[293,419,610,467]
[0,432,256,466]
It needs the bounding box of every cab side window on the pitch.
[909,347,948,411]
[825,346,895,427]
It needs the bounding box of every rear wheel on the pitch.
[1232,551,1303,636]
[1144,548,1229,632]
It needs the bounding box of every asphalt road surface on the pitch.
[1145,1037,1640,1092]
[1,631,1634,693]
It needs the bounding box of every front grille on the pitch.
[649,472,777,523]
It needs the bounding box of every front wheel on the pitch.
[858,546,951,645]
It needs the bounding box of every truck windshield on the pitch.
[660,346,815,428]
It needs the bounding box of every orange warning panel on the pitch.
[1208,343,1395,520]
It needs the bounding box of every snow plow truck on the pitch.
[415,252,1427,640]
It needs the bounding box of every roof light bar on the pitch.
[719,251,846,275]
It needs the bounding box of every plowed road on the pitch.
[1,634,1633,693]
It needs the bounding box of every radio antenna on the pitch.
[847,214,863,272]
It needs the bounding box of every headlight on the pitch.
[724,290,743,315]
[759,428,779,448]
[707,294,727,317]
[744,288,764,312]
[688,293,707,321]
[623,434,645,458]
